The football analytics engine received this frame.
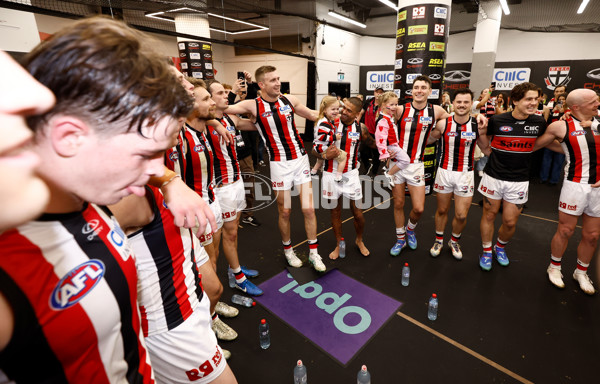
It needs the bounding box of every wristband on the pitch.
[161,174,181,188]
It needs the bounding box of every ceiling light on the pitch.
[499,0,510,15]
[146,7,269,35]
[378,0,399,11]
[577,0,590,14]
[328,10,367,28]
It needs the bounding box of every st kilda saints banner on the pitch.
[178,41,215,80]
[394,4,450,103]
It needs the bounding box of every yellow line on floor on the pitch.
[396,311,534,384]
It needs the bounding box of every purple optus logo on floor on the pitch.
[255,269,401,365]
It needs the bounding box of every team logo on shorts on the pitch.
[500,126,513,132]
[414,175,421,182]
[50,260,105,310]
[303,170,309,175]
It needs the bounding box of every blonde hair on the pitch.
[379,91,398,109]
[318,95,339,120]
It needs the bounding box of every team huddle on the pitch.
[1,15,599,384]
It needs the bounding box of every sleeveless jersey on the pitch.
[323,120,361,173]
[439,116,478,172]
[561,117,600,184]
[485,112,546,182]
[129,186,204,337]
[204,114,241,186]
[397,102,436,163]
[375,113,398,159]
[254,96,306,162]
[165,128,187,179]
[0,204,154,384]
[480,100,495,118]
[313,117,335,153]
[183,123,216,203]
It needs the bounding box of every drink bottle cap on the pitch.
[432,293,437,298]
[252,301,256,306]
[297,360,303,367]
[404,262,409,266]
[341,237,344,241]
[361,365,367,371]
[260,318,266,324]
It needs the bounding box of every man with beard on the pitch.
[427,89,488,260]
[225,66,326,272]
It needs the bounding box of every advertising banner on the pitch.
[394,3,450,103]
[177,41,215,80]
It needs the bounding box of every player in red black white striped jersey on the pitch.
[388,76,486,258]
[427,89,488,261]
[0,17,194,383]
[225,66,326,272]
[316,97,372,259]
[477,82,546,272]
[109,186,237,383]
[533,88,600,294]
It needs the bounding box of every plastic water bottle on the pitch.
[259,319,270,349]
[401,262,410,286]
[227,268,236,288]
[231,294,255,307]
[428,293,438,321]
[293,360,307,383]
[357,365,371,384]
[339,238,346,259]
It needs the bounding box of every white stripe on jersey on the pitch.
[129,226,201,336]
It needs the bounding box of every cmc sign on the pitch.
[493,68,531,90]
[366,71,394,90]
[255,270,401,365]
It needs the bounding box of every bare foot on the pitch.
[329,246,340,260]
[356,240,370,256]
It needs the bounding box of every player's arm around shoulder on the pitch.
[285,94,318,121]
[225,99,257,119]
[433,104,450,122]
[230,114,257,131]
[533,120,565,151]
[427,118,445,144]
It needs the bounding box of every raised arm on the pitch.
[286,94,318,121]
[229,114,257,131]
[476,89,491,109]
[225,99,256,117]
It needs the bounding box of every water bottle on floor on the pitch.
[259,319,270,349]
[357,365,371,384]
[231,294,255,307]
[401,262,410,286]
[339,237,346,258]
[428,293,438,321]
[293,360,307,383]
[227,268,236,288]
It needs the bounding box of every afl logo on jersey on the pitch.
[194,143,205,152]
[446,132,459,137]
[261,111,273,118]
[404,117,413,123]
[571,130,586,136]
[50,260,105,310]
[169,151,179,161]
[500,126,513,132]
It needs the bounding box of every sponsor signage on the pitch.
[408,25,428,35]
[493,68,531,90]
[429,41,445,52]
[397,10,406,22]
[367,71,394,90]
[434,6,448,19]
[256,270,401,365]
[544,66,571,90]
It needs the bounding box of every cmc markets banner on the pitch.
[442,60,600,97]
[178,41,215,80]
[394,4,450,103]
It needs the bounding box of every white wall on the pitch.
[315,24,361,98]
[0,8,40,52]
[359,37,395,66]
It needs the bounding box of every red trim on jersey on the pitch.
[491,136,536,153]
[0,230,112,384]
[140,305,149,337]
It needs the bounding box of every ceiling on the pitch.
[2,0,599,49]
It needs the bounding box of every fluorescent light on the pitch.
[378,0,399,11]
[499,0,510,15]
[145,7,269,34]
[328,10,367,28]
[577,0,590,14]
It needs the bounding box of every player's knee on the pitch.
[412,205,424,216]
[278,207,292,220]
[455,212,467,223]
[393,198,405,209]
[557,224,575,239]
[301,207,316,219]
[581,229,600,245]
[437,206,449,216]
